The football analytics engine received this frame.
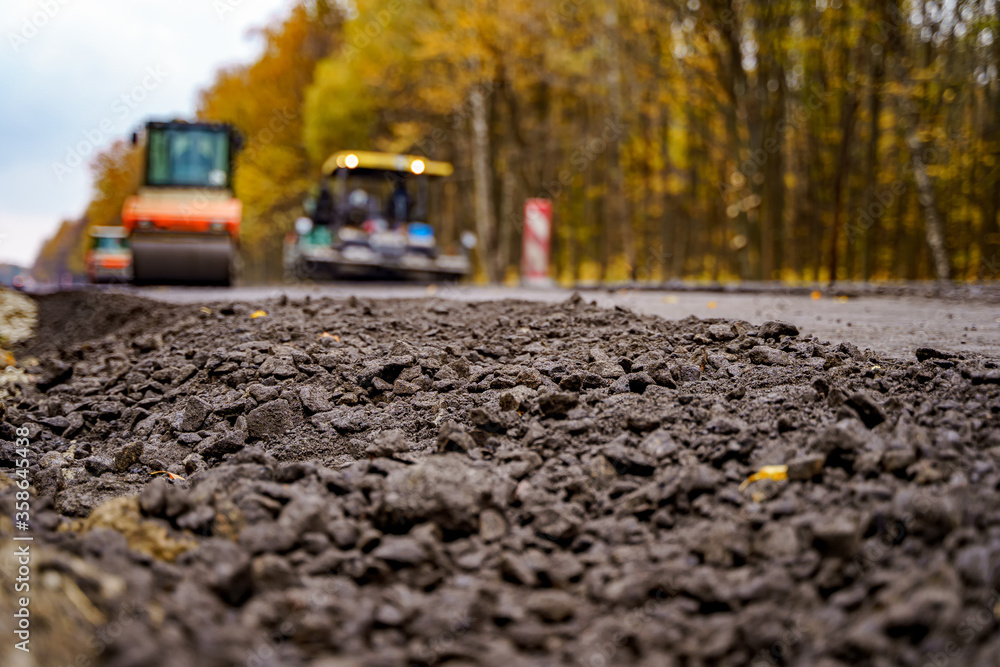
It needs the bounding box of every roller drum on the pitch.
[131,233,234,286]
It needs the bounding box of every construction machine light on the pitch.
[411,159,426,175]
[345,154,359,169]
[336,155,347,169]
[138,220,153,230]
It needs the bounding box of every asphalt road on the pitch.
[126,283,1000,361]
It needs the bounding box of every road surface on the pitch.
[116,283,1000,361]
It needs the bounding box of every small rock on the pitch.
[179,397,209,432]
[526,590,576,623]
[469,407,505,433]
[970,370,1000,386]
[707,417,743,435]
[602,439,656,476]
[372,537,426,566]
[246,399,292,440]
[298,385,332,413]
[247,383,280,403]
[673,364,702,382]
[786,455,825,481]
[845,391,886,429]
[758,321,799,339]
[626,372,654,394]
[252,553,297,591]
[259,356,297,379]
[537,392,578,418]
[112,441,144,473]
[139,478,169,515]
[437,421,476,453]
[367,429,411,458]
[196,429,246,459]
[753,522,801,559]
[84,456,113,476]
[499,386,538,412]
[392,379,420,395]
[708,323,738,341]
[94,401,125,420]
[640,429,678,460]
[479,508,507,542]
[915,347,954,362]
[377,455,508,534]
[749,346,794,366]
[810,420,873,457]
[810,515,860,557]
[40,416,69,433]
[881,447,916,473]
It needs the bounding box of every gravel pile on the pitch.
[1,290,999,666]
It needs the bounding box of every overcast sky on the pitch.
[0,0,293,267]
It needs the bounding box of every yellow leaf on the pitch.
[250,310,268,319]
[739,465,789,492]
[150,471,186,481]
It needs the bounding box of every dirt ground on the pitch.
[1,289,999,666]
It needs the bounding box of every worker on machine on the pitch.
[390,181,411,227]
[314,184,334,228]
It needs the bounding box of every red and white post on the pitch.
[521,198,553,287]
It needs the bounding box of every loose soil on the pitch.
[1,290,999,667]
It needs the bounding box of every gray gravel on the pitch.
[124,284,1000,361]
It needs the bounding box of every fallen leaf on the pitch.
[662,295,679,304]
[739,465,788,492]
[150,471,186,481]
[810,290,822,300]
[707,301,717,309]
[319,332,340,341]
[200,306,212,314]
[250,310,267,319]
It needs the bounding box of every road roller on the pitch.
[85,226,132,283]
[121,120,242,286]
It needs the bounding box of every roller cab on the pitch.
[121,121,241,286]
[86,226,133,284]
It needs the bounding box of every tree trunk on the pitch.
[828,90,859,286]
[470,85,497,283]
[604,2,634,280]
[904,127,950,282]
